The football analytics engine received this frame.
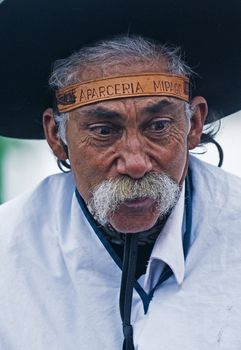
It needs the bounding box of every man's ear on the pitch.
[42,108,68,160]
[188,96,208,150]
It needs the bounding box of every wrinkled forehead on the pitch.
[72,95,186,121]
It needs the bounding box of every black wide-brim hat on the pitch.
[1,0,241,139]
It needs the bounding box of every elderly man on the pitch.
[1,34,241,349]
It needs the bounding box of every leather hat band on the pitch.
[56,73,190,113]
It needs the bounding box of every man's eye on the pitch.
[89,125,117,136]
[148,119,171,132]
[97,126,112,135]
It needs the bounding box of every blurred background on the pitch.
[0,111,240,203]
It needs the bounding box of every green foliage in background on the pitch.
[0,137,26,203]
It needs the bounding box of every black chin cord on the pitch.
[119,233,139,350]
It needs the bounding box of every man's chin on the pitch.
[108,204,160,234]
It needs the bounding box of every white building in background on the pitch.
[2,112,241,202]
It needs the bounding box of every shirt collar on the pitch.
[143,184,185,292]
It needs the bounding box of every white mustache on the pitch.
[87,173,181,226]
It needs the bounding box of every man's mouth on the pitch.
[121,197,154,208]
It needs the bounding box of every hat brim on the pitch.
[1,0,241,139]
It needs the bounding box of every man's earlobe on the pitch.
[188,97,208,150]
[42,108,68,160]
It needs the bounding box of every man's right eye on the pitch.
[97,126,112,135]
[89,124,119,137]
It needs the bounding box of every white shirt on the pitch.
[0,156,241,349]
[143,185,185,293]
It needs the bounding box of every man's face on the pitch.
[44,62,207,233]
[66,71,192,233]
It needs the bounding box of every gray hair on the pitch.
[49,35,194,143]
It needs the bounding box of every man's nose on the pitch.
[116,136,153,179]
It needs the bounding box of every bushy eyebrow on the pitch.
[79,106,124,121]
[142,100,175,114]
[77,99,179,121]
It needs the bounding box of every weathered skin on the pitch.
[43,61,207,233]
